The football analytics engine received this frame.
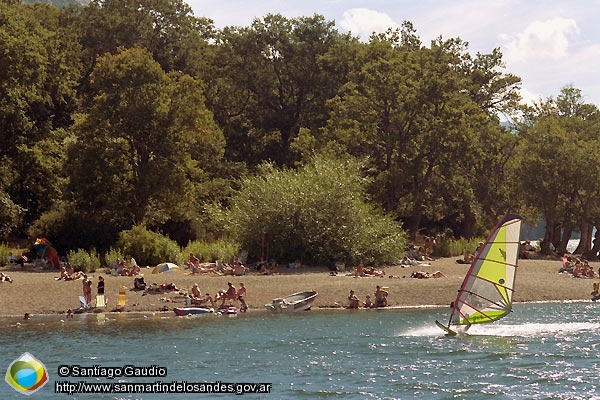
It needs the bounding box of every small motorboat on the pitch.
[218,306,238,316]
[173,307,214,316]
[265,290,318,313]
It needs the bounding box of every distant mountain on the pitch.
[23,0,89,7]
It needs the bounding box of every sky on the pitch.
[187,0,600,108]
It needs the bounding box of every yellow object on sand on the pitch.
[96,294,106,308]
[117,287,126,307]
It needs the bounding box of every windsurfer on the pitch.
[436,213,523,334]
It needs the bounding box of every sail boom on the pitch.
[455,292,512,322]
[454,303,507,325]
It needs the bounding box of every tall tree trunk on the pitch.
[574,220,592,255]
[552,224,562,252]
[406,213,422,242]
[584,225,600,260]
[557,224,572,256]
[540,218,555,255]
[462,209,476,239]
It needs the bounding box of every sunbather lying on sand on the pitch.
[410,271,446,279]
[0,272,13,283]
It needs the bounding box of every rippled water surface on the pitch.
[1,302,600,399]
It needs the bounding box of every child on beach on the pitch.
[363,295,372,308]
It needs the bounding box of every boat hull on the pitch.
[265,291,318,313]
[218,306,238,315]
[173,307,213,316]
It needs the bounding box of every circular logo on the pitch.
[5,352,49,394]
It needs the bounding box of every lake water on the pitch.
[2,303,600,399]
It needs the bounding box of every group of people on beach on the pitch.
[347,285,388,309]
[188,281,248,312]
[7,252,28,268]
[55,266,86,281]
[559,256,597,279]
[352,261,386,277]
[188,253,249,276]
[189,252,288,277]
[111,258,141,276]
[81,275,104,307]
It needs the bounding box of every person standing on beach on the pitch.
[347,290,360,309]
[97,276,105,295]
[237,283,248,312]
[374,285,388,307]
[83,276,92,305]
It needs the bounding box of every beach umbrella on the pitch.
[33,238,60,269]
[33,238,51,257]
[152,263,181,274]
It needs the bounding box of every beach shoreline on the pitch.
[1,257,597,318]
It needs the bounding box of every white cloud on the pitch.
[519,87,545,106]
[339,8,400,40]
[501,17,580,63]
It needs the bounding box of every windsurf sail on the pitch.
[439,213,522,332]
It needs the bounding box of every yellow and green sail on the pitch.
[449,213,522,327]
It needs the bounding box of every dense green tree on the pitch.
[63,47,225,248]
[7,0,600,257]
[221,156,407,266]
[0,2,81,239]
[324,25,521,239]
[207,14,357,167]
[77,0,214,101]
[513,86,600,255]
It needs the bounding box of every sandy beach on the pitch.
[0,256,597,317]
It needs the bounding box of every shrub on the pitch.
[432,236,486,258]
[67,248,101,273]
[115,225,182,266]
[220,156,407,266]
[103,247,125,268]
[0,243,9,266]
[184,240,239,263]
